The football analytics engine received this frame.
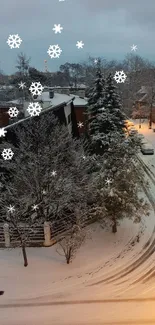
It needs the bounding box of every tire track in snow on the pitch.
[1,297,155,308]
[88,237,155,286]
[88,156,155,287]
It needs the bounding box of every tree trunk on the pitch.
[149,104,152,129]
[112,217,117,233]
[22,245,28,267]
[66,248,71,264]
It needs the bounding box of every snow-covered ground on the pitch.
[1,119,155,324]
[1,210,155,324]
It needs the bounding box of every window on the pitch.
[67,113,71,124]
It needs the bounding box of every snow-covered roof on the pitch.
[71,95,88,106]
[38,91,72,106]
[4,96,75,130]
[8,99,23,105]
[38,92,87,107]
[137,86,148,95]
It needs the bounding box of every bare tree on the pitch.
[56,211,91,264]
[16,52,31,77]
[0,201,42,267]
[0,112,99,262]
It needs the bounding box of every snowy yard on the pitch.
[1,202,155,324]
[1,119,155,324]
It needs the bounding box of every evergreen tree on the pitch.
[104,73,126,133]
[87,72,128,155]
[96,133,150,233]
[85,60,106,154]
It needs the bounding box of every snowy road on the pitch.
[1,300,155,325]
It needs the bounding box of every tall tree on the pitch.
[0,112,99,263]
[10,52,31,101]
[96,133,150,233]
[16,52,31,77]
[85,69,126,155]
[104,73,126,133]
[85,60,106,155]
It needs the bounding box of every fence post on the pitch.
[3,223,10,248]
[43,221,52,246]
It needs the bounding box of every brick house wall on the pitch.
[0,107,9,127]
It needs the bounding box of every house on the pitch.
[31,89,88,135]
[43,85,87,98]
[0,101,22,127]
[0,88,88,136]
[1,95,79,147]
[132,86,155,120]
[72,95,88,135]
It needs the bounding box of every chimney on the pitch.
[49,90,54,98]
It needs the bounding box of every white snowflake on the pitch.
[131,44,137,51]
[0,128,7,137]
[7,34,22,49]
[18,81,26,89]
[76,41,84,49]
[47,44,62,58]
[29,82,44,96]
[77,121,83,128]
[105,178,112,186]
[53,24,63,34]
[1,148,14,160]
[27,102,42,117]
[114,71,127,83]
[7,205,15,214]
[94,59,98,64]
[51,170,57,177]
[32,204,39,211]
[8,107,19,118]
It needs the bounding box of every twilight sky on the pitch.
[0,0,155,74]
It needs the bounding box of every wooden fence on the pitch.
[0,215,95,248]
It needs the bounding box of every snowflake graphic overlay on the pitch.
[51,170,57,177]
[53,24,63,34]
[1,148,14,160]
[7,205,15,214]
[114,71,127,83]
[32,204,39,211]
[0,128,7,137]
[77,121,83,128]
[47,45,62,58]
[8,107,19,118]
[29,82,44,96]
[18,81,26,89]
[76,41,84,49]
[105,178,112,186]
[27,102,42,117]
[7,34,22,49]
[131,44,137,52]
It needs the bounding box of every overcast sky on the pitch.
[0,0,155,74]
